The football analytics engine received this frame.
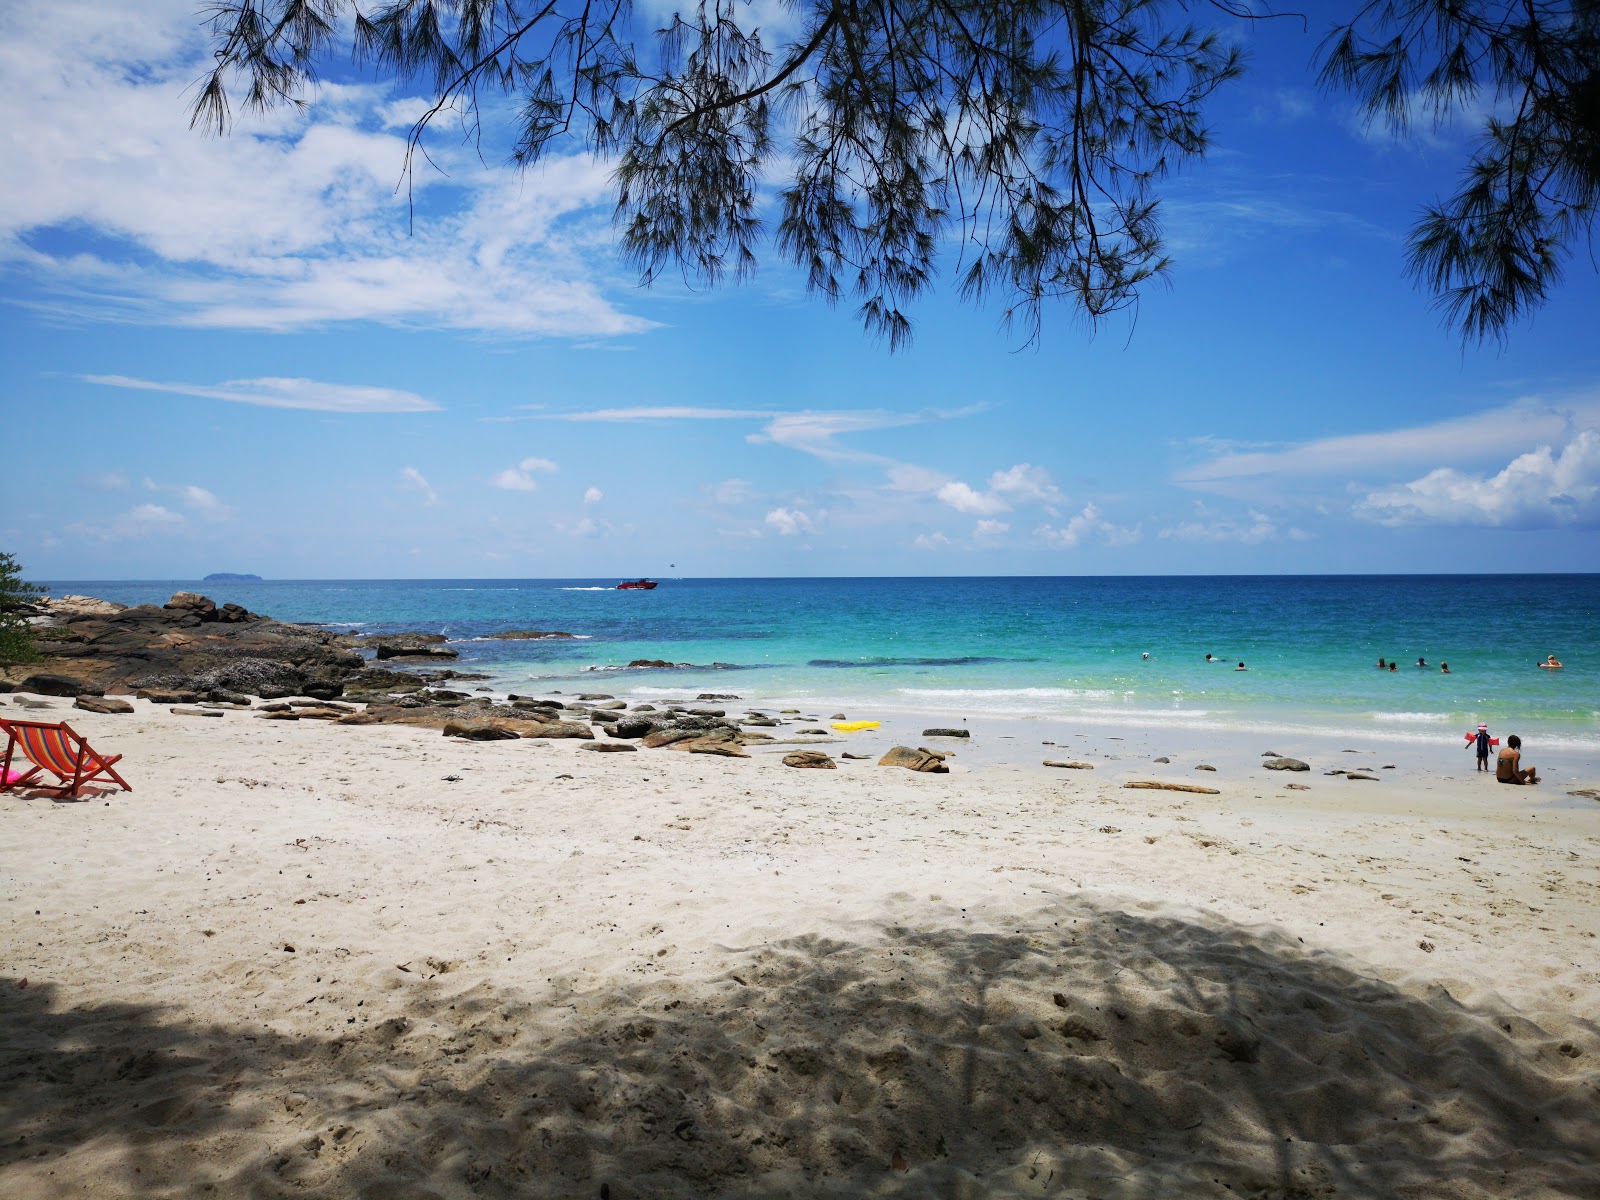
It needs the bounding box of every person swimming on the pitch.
[1377,657,1387,669]
[1416,656,1427,668]
[1440,662,1451,673]
[1235,661,1247,671]
[1539,654,1563,669]
[1389,662,1397,672]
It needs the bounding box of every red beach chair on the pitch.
[0,719,131,797]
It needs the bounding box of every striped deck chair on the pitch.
[0,719,131,797]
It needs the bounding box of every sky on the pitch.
[2,1,1598,581]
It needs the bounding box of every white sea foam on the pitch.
[898,686,1119,701]
[559,587,613,591]
[1371,711,1454,723]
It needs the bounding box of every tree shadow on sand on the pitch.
[3,898,1597,1199]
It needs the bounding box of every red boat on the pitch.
[617,579,658,590]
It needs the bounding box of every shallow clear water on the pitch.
[51,575,1600,751]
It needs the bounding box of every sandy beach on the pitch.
[3,693,1599,1198]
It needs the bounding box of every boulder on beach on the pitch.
[18,673,102,698]
[783,750,836,769]
[922,727,970,738]
[1263,757,1311,772]
[442,718,521,741]
[74,695,134,714]
[581,741,638,753]
[879,745,949,773]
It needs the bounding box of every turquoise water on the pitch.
[50,576,1600,751]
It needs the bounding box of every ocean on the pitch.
[46,575,1600,755]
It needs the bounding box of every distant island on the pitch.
[203,573,262,582]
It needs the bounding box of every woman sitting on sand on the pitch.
[1496,735,1539,785]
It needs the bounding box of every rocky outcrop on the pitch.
[3,592,367,699]
[922,727,969,738]
[364,634,459,661]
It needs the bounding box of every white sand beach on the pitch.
[3,695,1599,1198]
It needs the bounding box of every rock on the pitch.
[1567,788,1600,801]
[511,699,564,711]
[689,708,726,717]
[1344,771,1380,781]
[683,740,750,757]
[1261,750,1282,757]
[137,687,200,704]
[783,750,836,769]
[627,659,679,669]
[1123,781,1220,794]
[631,704,656,712]
[578,694,615,701]
[18,673,102,697]
[165,592,217,619]
[1285,783,1311,790]
[798,728,830,736]
[743,717,778,727]
[922,727,970,738]
[365,634,456,661]
[1195,764,1217,771]
[74,695,134,714]
[593,700,628,710]
[486,630,575,639]
[611,717,654,739]
[290,699,352,711]
[38,594,126,618]
[1262,757,1310,772]
[205,689,252,706]
[879,746,949,773]
[590,710,619,724]
[290,707,353,721]
[256,710,300,721]
[830,713,847,720]
[641,729,699,748]
[840,752,872,760]
[442,718,520,741]
[698,694,740,701]
[14,698,53,709]
[171,707,225,718]
[523,721,595,740]
[580,742,638,752]
[1044,761,1095,769]
[1153,756,1170,763]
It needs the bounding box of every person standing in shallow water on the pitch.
[1468,723,1491,772]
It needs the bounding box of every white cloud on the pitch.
[138,477,233,519]
[913,531,951,550]
[490,456,560,491]
[765,507,816,536]
[0,2,652,338]
[936,480,1010,515]
[1035,503,1141,549]
[66,502,185,541]
[555,406,774,422]
[583,486,604,505]
[82,374,441,413]
[1356,430,1600,529]
[973,519,1010,543]
[1158,507,1308,543]
[400,467,439,506]
[1176,396,1598,493]
[988,463,1064,507]
[708,479,755,506]
[81,470,129,490]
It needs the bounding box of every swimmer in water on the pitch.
[1416,656,1427,668]
[1388,662,1397,672]
[1235,661,1247,671]
[1539,654,1563,669]
[1377,657,1387,669]
[1440,662,1451,673]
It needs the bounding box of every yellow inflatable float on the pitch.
[831,720,880,731]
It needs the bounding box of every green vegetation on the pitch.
[0,552,45,664]
[192,1,1600,346]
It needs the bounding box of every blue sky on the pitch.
[2,1,1598,581]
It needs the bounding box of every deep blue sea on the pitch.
[48,576,1600,752]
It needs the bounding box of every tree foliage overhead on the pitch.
[192,1,1600,345]
[1320,1,1600,342]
